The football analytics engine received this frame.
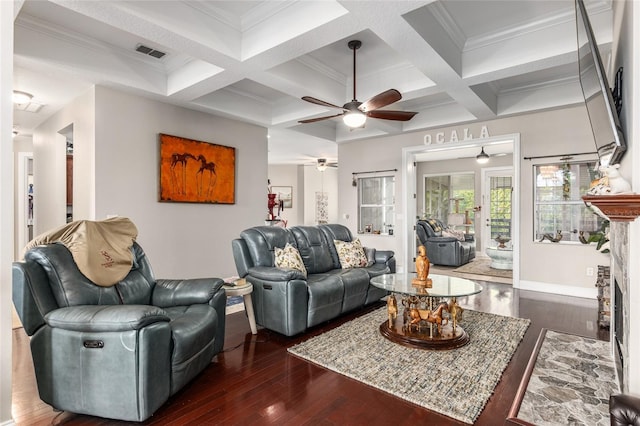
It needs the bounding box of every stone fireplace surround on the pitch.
[583,194,640,393]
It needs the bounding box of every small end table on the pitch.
[223,281,257,334]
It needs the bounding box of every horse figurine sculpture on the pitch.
[387,295,398,327]
[406,302,449,335]
[448,298,464,331]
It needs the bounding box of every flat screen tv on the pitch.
[575,0,626,166]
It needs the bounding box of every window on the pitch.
[534,161,602,242]
[358,176,395,234]
[423,173,475,232]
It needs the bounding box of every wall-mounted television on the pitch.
[575,0,626,167]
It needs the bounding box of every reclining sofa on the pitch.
[416,218,476,267]
[13,242,226,422]
[232,224,395,336]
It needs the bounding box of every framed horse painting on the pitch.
[159,134,235,204]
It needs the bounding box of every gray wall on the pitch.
[33,85,267,279]
[338,105,610,297]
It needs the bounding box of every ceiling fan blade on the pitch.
[298,113,343,124]
[301,96,344,110]
[359,89,402,112]
[366,110,418,121]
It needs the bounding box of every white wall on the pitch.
[33,85,267,280]
[32,88,96,234]
[303,166,338,225]
[339,105,610,296]
[268,164,303,226]
[0,2,13,423]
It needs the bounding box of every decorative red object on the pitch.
[267,193,277,220]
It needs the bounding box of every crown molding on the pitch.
[427,2,466,52]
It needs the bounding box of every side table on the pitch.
[223,282,257,334]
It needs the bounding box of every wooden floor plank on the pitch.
[11,281,606,425]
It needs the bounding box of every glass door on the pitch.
[482,168,513,251]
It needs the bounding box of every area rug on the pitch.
[288,307,530,424]
[514,329,618,425]
[453,257,512,279]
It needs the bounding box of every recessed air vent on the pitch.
[135,44,166,59]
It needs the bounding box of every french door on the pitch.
[481,167,513,252]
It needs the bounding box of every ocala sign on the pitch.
[423,125,490,145]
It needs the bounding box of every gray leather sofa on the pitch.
[13,242,226,422]
[416,219,476,267]
[232,224,395,336]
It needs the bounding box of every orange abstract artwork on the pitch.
[159,134,235,204]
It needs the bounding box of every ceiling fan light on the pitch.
[13,90,33,104]
[476,147,490,164]
[317,163,328,172]
[343,111,366,128]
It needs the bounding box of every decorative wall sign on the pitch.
[159,134,235,204]
[316,192,328,224]
[272,186,293,208]
[423,125,490,145]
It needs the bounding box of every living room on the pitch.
[2,1,640,424]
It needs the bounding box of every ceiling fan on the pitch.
[315,158,337,171]
[299,40,418,128]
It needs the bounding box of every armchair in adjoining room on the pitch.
[12,219,226,422]
[416,218,476,267]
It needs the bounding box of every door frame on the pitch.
[16,152,33,259]
[481,166,514,253]
[403,133,520,288]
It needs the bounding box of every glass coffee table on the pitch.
[370,273,482,350]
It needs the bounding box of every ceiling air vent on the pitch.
[135,44,166,59]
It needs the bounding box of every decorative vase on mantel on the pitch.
[267,193,277,220]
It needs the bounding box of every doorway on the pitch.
[481,167,513,252]
[402,134,521,288]
[16,152,33,259]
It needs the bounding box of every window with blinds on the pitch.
[534,161,603,242]
[358,175,395,234]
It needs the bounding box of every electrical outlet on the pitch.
[586,267,594,276]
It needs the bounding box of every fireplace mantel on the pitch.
[582,194,640,222]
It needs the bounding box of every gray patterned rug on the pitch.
[288,307,530,424]
[516,330,618,425]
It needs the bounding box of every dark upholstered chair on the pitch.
[416,219,476,267]
[610,394,640,425]
[13,242,226,422]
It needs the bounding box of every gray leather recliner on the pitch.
[416,219,476,267]
[12,242,226,422]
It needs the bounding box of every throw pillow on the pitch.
[274,243,307,277]
[426,218,442,232]
[334,238,368,269]
[364,247,376,267]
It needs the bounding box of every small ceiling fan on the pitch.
[299,40,418,128]
[315,158,337,171]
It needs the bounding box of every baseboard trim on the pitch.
[519,280,597,300]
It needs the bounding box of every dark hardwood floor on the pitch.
[11,281,608,425]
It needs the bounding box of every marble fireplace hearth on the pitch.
[584,194,640,394]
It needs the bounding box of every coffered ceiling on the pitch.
[12,0,614,164]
